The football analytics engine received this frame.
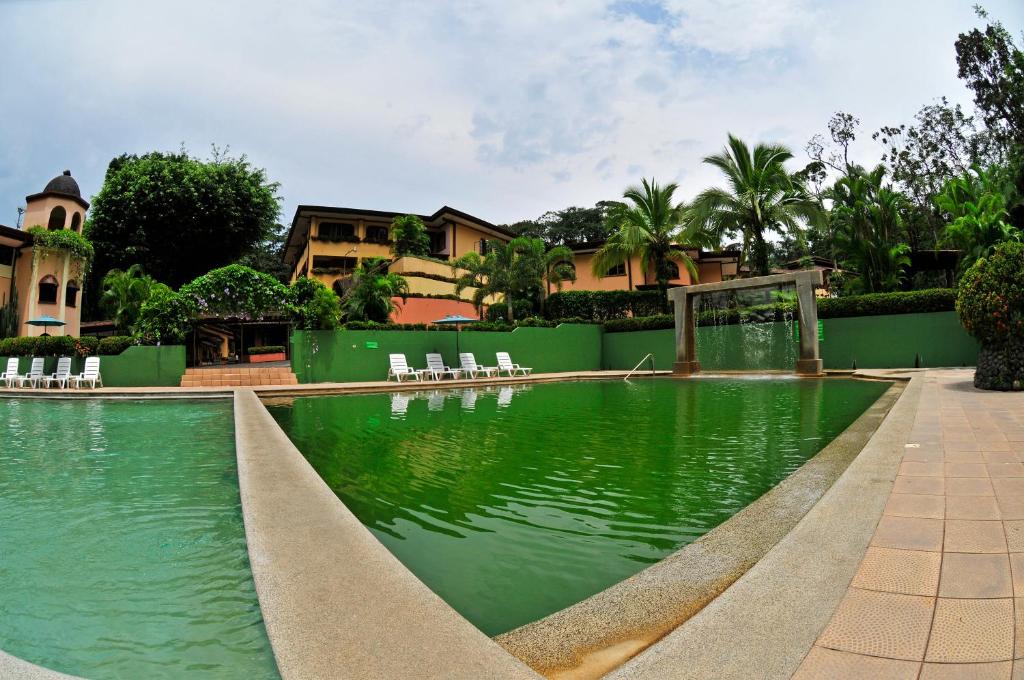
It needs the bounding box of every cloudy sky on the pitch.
[1,0,1020,228]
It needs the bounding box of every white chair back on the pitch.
[496,352,514,370]
[3,358,17,376]
[82,356,101,378]
[28,357,44,377]
[389,354,411,373]
[426,354,446,371]
[55,357,72,377]
[459,353,478,371]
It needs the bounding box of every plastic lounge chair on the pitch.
[42,357,73,389]
[1,358,19,388]
[496,352,532,377]
[387,354,421,382]
[423,353,462,380]
[459,353,497,379]
[16,357,45,388]
[71,356,103,389]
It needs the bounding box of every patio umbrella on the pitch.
[431,314,479,355]
[26,315,66,337]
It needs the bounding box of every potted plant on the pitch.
[247,345,287,363]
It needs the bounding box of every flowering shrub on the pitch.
[136,287,196,344]
[179,264,290,320]
[289,277,340,330]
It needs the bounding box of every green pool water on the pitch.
[268,377,888,636]
[0,398,279,679]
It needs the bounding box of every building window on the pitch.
[477,239,490,256]
[47,206,66,231]
[318,222,358,242]
[365,225,389,244]
[0,244,14,267]
[38,275,59,304]
[70,212,82,232]
[65,281,79,308]
[605,263,627,277]
[428,230,447,255]
[312,255,358,274]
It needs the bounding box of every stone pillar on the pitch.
[795,272,823,375]
[671,289,700,375]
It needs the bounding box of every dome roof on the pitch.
[42,170,82,199]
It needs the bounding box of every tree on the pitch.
[807,111,861,174]
[100,264,158,333]
[235,223,292,283]
[828,165,912,293]
[289,277,341,330]
[503,202,621,245]
[452,236,561,323]
[592,178,704,298]
[935,165,1023,270]
[390,215,431,258]
[342,259,409,322]
[85,149,281,294]
[690,136,821,276]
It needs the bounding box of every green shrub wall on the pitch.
[291,324,603,383]
[0,346,185,387]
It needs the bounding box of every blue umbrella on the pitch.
[432,314,479,354]
[27,315,66,337]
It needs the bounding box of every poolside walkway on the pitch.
[794,369,1024,679]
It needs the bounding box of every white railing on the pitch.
[624,353,655,381]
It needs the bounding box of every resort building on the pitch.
[0,171,90,336]
[283,204,741,321]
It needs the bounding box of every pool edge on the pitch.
[232,388,540,680]
[0,650,83,680]
[494,377,906,679]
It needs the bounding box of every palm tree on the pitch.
[592,178,706,300]
[100,264,156,333]
[689,135,822,276]
[934,165,1023,271]
[342,259,409,322]
[828,165,912,293]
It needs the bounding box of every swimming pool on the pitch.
[0,398,279,679]
[268,377,889,636]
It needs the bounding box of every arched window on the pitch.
[47,206,66,231]
[65,280,79,308]
[70,212,82,232]
[38,275,59,305]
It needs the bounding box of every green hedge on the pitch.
[545,290,666,321]
[248,345,286,354]
[603,289,956,332]
[0,335,136,357]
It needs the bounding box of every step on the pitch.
[181,365,299,387]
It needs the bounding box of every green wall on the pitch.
[602,311,978,371]
[0,346,185,387]
[291,324,603,383]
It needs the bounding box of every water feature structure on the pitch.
[669,270,825,376]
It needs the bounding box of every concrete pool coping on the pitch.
[0,651,82,680]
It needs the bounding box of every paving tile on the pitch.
[904,448,945,463]
[947,495,1001,520]
[946,462,991,478]
[1006,521,1024,552]
[991,464,1024,478]
[1016,598,1024,659]
[926,598,1014,663]
[996,479,1024,498]
[793,647,920,680]
[989,453,1023,464]
[885,494,945,519]
[894,476,946,496]
[982,441,1014,452]
[852,547,941,596]
[946,440,982,453]
[920,661,1012,680]
[947,477,996,496]
[1009,555,1024,599]
[1000,498,1024,521]
[873,516,945,552]
[947,450,986,463]
[945,520,1008,553]
[818,589,934,661]
[939,553,1013,598]
[902,461,945,477]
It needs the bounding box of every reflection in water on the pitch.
[269,378,887,636]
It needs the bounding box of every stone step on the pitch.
[181,364,299,387]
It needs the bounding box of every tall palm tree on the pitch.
[342,259,409,322]
[100,264,156,333]
[593,178,707,299]
[689,135,822,276]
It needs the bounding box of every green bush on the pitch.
[0,335,82,356]
[248,345,285,355]
[604,315,674,333]
[289,277,340,330]
[956,242,1024,390]
[819,288,956,319]
[74,336,99,357]
[27,225,95,270]
[545,290,667,320]
[136,287,196,344]
[98,336,135,355]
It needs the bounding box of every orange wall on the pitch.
[390,297,483,324]
[22,196,85,233]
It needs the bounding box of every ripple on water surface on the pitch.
[0,398,279,680]
[268,377,888,635]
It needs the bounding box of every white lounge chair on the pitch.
[42,357,73,389]
[1,358,19,388]
[459,353,497,379]
[16,357,45,388]
[496,352,532,377]
[71,356,103,389]
[387,354,421,382]
[422,353,462,381]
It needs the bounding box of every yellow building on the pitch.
[0,171,90,336]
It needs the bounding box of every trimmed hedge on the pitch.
[545,290,667,321]
[604,315,674,333]
[340,321,458,331]
[248,345,286,354]
[0,335,135,357]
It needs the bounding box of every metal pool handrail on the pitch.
[624,353,655,380]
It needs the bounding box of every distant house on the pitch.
[564,242,740,292]
[0,171,90,336]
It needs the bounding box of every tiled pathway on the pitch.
[796,371,1024,679]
